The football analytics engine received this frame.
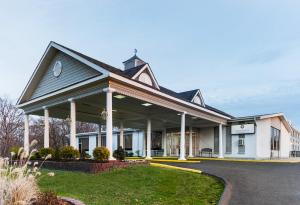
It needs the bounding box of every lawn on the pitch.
[38,165,224,205]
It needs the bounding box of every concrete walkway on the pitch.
[163,160,300,205]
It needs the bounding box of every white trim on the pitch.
[191,90,205,106]
[109,72,231,120]
[17,42,109,105]
[131,64,160,90]
[17,75,107,108]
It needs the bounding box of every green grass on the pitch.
[38,166,223,205]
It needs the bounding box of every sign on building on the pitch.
[231,124,255,135]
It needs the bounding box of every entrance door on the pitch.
[78,137,89,154]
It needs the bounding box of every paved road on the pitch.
[164,161,300,205]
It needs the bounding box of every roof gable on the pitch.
[29,51,101,100]
[131,64,160,90]
[18,42,111,104]
[179,89,205,106]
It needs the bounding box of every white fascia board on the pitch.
[131,64,160,90]
[17,75,107,108]
[109,72,231,120]
[190,89,205,106]
[17,42,110,105]
[17,43,53,105]
[51,43,110,75]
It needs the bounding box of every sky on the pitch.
[0,0,299,128]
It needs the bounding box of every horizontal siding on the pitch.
[30,51,101,100]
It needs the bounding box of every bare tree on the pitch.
[0,97,23,156]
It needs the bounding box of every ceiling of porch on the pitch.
[31,92,219,131]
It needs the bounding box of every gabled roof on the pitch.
[122,54,144,63]
[123,64,146,78]
[18,41,233,120]
[178,89,199,101]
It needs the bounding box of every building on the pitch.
[17,41,295,160]
[290,126,300,157]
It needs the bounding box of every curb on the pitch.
[201,172,232,205]
[150,159,200,163]
[150,162,201,173]
[150,162,232,205]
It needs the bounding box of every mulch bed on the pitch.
[34,159,148,173]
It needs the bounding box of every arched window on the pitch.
[138,73,153,86]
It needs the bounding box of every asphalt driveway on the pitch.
[163,160,300,205]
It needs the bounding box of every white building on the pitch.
[17,41,296,160]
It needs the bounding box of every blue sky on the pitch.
[0,1,299,128]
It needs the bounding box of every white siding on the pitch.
[256,118,272,159]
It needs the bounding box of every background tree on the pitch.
[0,97,23,156]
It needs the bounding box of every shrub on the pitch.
[60,146,80,159]
[93,147,110,162]
[53,148,61,161]
[113,146,126,160]
[39,148,54,159]
[80,151,91,160]
[30,151,41,160]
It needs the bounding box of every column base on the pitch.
[145,156,152,160]
[188,155,194,158]
[178,157,187,161]
[218,156,224,159]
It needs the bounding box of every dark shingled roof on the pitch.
[123,64,146,78]
[122,54,144,63]
[54,42,233,118]
[178,89,199,101]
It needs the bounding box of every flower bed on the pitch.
[35,160,149,173]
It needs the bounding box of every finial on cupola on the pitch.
[123,49,146,70]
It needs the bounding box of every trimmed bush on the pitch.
[30,151,41,160]
[60,146,80,159]
[113,146,125,160]
[80,151,91,159]
[125,151,134,157]
[39,148,54,159]
[53,148,61,161]
[93,147,110,162]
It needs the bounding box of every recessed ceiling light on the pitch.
[177,113,181,116]
[142,103,152,107]
[114,95,126,99]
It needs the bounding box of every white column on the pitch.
[146,119,152,160]
[98,124,102,147]
[24,114,30,154]
[43,107,50,148]
[142,130,146,157]
[179,112,186,160]
[120,121,124,148]
[163,128,167,157]
[105,88,115,160]
[219,124,224,158]
[188,126,193,158]
[69,99,77,148]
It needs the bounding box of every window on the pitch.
[214,127,219,154]
[124,134,133,150]
[78,137,89,154]
[271,127,280,151]
[226,127,232,153]
[238,135,245,154]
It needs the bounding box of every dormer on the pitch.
[123,54,146,70]
[178,89,205,107]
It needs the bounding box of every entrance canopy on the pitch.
[17,41,232,160]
